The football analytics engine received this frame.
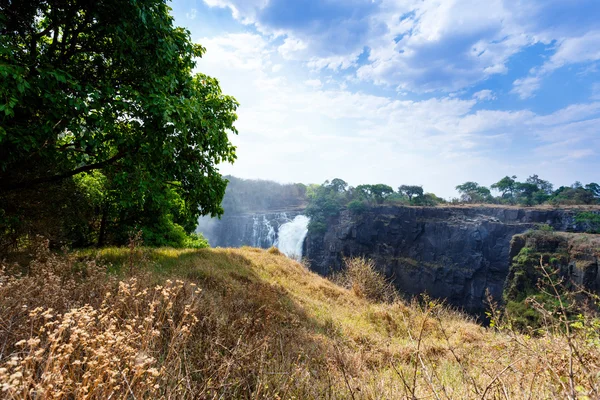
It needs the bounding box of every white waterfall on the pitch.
[275,215,310,261]
[251,215,278,248]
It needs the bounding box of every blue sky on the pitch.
[170,0,600,198]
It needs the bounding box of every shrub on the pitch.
[575,212,600,233]
[536,223,555,232]
[338,257,397,302]
[184,232,210,249]
[347,199,368,214]
[267,246,283,256]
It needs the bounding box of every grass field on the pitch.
[1,241,598,398]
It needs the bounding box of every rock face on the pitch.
[503,231,600,329]
[506,231,600,298]
[304,206,597,314]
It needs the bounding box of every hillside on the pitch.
[1,242,599,398]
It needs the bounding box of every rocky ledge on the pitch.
[304,206,599,314]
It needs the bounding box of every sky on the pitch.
[169,0,600,198]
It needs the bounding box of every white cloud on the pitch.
[304,79,322,88]
[277,37,308,59]
[201,0,600,96]
[545,31,600,71]
[472,90,496,101]
[511,76,541,99]
[195,32,600,196]
[512,30,600,98]
[186,8,197,20]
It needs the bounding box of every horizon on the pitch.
[169,0,600,198]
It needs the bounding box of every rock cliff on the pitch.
[304,206,598,314]
[503,231,600,328]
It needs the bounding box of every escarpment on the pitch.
[303,206,598,314]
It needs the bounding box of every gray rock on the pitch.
[304,206,595,314]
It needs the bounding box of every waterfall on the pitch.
[275,215,310,261]
[251,215,278,248]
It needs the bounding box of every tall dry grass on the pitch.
[0,241,599,399]
[332,257,397,303]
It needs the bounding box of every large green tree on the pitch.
[0,0,238,247]
[491,176,517,200]
[398,185,424,202]
[455,182,492,203]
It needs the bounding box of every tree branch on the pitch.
[0,150,128,191]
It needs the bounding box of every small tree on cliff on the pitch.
[455,182,492,203]
[356,184,394,205]
[398,185,424,203]
[491,176,517,202]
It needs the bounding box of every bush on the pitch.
[307,219,328,234]
[337,257,397,302]
[536,224,555,232]
[184,232,210,249]
[347,200,368,214]
[575,212,600,233]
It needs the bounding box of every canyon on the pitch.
[197,178,599,314]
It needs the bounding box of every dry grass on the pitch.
[332,257,397,303]
[1,239,599,398]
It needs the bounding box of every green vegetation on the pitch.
[576,211,600,233]
[305,179,445,233]
[454,174,600,206]
[0,0,236,252]
[503,231,600,333]
[455,181,493,203]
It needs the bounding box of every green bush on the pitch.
[575,212,600,233]
[348,200,368,214]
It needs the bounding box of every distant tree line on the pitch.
[305,179,445,233]
[455,175,600,206]
[305,176,600,233]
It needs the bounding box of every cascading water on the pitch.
[275,215,310,261]
[197,211,307,255]
[250,215,278,248]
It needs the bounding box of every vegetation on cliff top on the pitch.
[1,240,599,398]
[504,230,600,332]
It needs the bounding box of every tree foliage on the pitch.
[398,185,424,203]
[0,0,237,249]
[305,179,444,234]
[455,182,492,203]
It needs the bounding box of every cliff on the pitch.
[504,231,600,328]
[304,205,598,314]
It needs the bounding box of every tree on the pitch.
[355,184,394,204]
[370,184,394,204]
[0,0,238,246]
[585,183,600,198]
[491,176,517,199]
[455,182,492,203]
[526,175,553,195]
[514,182,540,206]
[328,178,349,193]
[398,185,424,202]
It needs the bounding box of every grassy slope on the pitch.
[2,245,599,398]
[97,246,598,398]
